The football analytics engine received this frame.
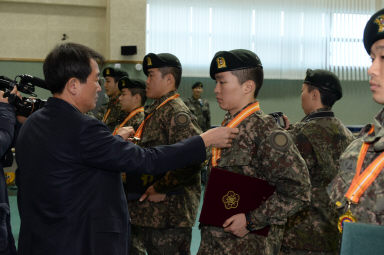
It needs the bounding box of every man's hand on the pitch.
[0,90,9,103]
[116,126,135,141]
[200,127,239,148]
[282,114,290,129]
[223,213,249,238]
[139,185,166,203]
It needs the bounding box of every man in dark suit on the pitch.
[15,42,238,255]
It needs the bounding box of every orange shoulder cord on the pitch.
[112,107,144,136]
[344,126,384,203]
[211,102,260,167]
[134,94,180,139]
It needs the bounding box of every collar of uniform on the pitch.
[223,101,258,126]
[146,90,178,113]
[364,108,384,145]
[107,95,120,107]
[301,107,333,122]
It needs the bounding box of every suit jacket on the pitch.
[15,97,205,255]
[0,103,17,255]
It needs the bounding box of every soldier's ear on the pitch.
[242,80,256,95]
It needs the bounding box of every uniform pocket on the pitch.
[90,217,123,255]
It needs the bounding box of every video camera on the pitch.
[0,74,48,117]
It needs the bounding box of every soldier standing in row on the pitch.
[184,81,211,132]
[328,8,384,236]
[281,69,354,254]
[197,49,311,255]
[128,53,202,255]
[96,66,128,131]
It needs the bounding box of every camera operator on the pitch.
[0,86,18,255]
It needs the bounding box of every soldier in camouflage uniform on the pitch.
[280,69,355,255]
[328,7,384,241]
[184,81,211,132]
[116,76,146,133]
[197,49,311,255]
[127,53,202,255]
[95,66,128,131]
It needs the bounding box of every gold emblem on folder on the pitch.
[222,190,240,209]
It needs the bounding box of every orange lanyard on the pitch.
[134,94,180,139]
[345,126,384,203]
[102,98,119,123]
[211,102,260,167]
[112,107,144,136]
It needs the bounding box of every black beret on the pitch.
[142,53,182,76]
[192,81,203,89]
[364,8,384,54]
[102,67,128,80]
[209,49,262,79]
[304,69,342,100]
[118,76,146,91]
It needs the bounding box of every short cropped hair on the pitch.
[128,87,147,106]
[231,67,264,97]
[158,66,182,89]
[306,84,338,108]
[43,43,104,94]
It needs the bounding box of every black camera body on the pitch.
[0,74,48,117]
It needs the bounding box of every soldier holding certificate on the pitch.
[328,8,384,236]
[197,49,311,255]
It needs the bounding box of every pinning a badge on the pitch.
[222,190,240,210]
[374,14,384,33]
[147,57,152,66]
[337,201,357,233]
[216,57,227,69]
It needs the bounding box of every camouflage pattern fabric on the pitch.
[281,108,355,254]
[114,108,144,133]
[184,97,211,131]
[328,108,384,227]
[128,90,202,253]
[197,103,311,255]
[130,225,192,255]
[95,95,128,131]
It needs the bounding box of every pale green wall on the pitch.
[1,61,381,126]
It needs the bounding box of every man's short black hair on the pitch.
[192,82,203,89]
[43,43,104,94]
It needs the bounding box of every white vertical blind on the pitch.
[146,0,376,80]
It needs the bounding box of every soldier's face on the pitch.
[119,88,137,113]
[146,68,169,99]
[192,86,203,99]
[368,39,384,104]
[104,76,119,97]
[214,71,246,115]
[301,83,314,115]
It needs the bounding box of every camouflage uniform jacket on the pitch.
[184,97,211,131]
[113,108,144,133]
[128,90,202,228]
[282,108,355,252]
[95,95,128,132]
[328,108,384,226]
[203,103,311,254]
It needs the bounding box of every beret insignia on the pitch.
[216,57,227,69]
[105,68,110,75]
[269,131,290,151]
[147,57,152,66]
[374,15,384,33]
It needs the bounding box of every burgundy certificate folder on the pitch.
[199,167,275,236]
